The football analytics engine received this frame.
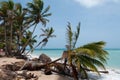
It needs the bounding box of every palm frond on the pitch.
[73,22,80,48]
[76,55,100,75]
[79,66,88,79]
[75,48,95,57]
[80,41,108,63]
[66,22,73,50]
[42,6,50,15]
[48,27,55,37]
[42,13,52,17]
[15,3,22,14]
[8,0,14,10]
[27,3,36,11]
[0,1,9,10]
[34,0,43,12]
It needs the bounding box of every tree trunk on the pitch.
[4,24,9,56]
[20,23,37,54]
[10,22,13,56]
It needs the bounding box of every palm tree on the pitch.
[0,0,53,56]
[64,22,108,79]
[19,27,55,70]
[65,22,80,80]
[20,0,52,53]
[25,27,56,55]
[0,1,8,55]
[21,31,37,54]
[13,3,28,55]
[0,27,5,49]
[0,0,16,55]
[0,0,26,56]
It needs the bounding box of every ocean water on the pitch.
[30,49,120,69]
[106,49,120,69]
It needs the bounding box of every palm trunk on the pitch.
[20,23,37,54]
[25,37,48,56]
[68,50,78,80]
[9,22,13,56]
[25,41,42,56]
[71,63,78,80]
[4,25,8,56]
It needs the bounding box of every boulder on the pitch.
[0,69,17,80]
[38,53,52,63]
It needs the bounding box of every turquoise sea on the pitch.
[31,49,120,69]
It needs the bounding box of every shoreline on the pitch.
[0,57,120,80]
[27,54,120,80]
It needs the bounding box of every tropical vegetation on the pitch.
[63,22,108,79]
[0,0,54,57]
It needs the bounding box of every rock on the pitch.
[32,58,39,61]
[0,69,17,80]
[2,61,25,71]
[38,53,52,63]
[44,69,52,75]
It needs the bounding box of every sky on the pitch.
[12,0,120,49]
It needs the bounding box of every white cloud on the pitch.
[75,0,103,8]
[74,0,119,8]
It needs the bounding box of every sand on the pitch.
[0,57,72,80]
[0,57,120,80]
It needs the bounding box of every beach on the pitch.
[0,56,120,80]
[0,57,72,80]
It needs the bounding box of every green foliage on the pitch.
[39,27,56,48]
[65,22,108,79]
[0,0,53,56]
[0,43,4,48]
[27,0,51,26]
[66,22,80,50]
[79,41,108,63]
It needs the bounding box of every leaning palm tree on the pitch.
[19,27,55,70]
[64,22,80,80]
[64,22,108,79]
[25,27,56,55]
[37,27,56,48]
[20,31,37,54]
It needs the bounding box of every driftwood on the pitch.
[20,57,62,71]
[2,57,62,71]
